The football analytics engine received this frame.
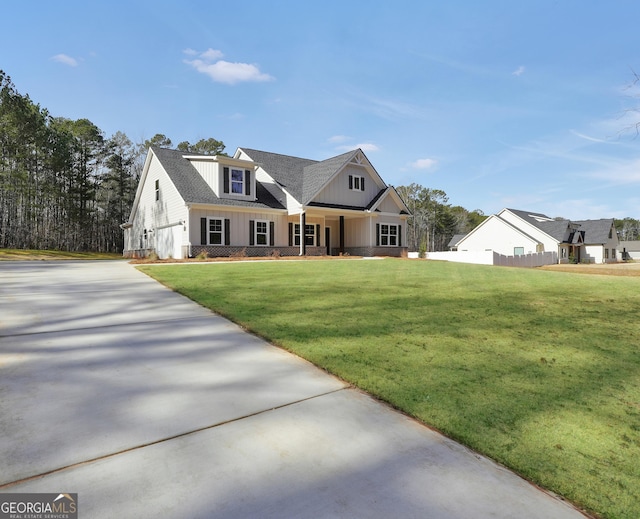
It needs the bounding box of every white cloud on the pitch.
[588,157,640,185]
[184,48,274,85]
[51,54,78,67]
[410,158,438,170]
[200,48,224,60]
[570,130,607,143]
[337,143,379,152]
[512,66,525,77]
[328,135,350,143]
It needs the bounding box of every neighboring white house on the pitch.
[443,208,618,265]
[121,146,410,259]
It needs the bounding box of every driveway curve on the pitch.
[0,260,588,518]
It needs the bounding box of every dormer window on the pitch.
[223,167,252,196]
[349,174,365,191]
[231,169,244,194]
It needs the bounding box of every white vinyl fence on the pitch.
[421,250,558,268]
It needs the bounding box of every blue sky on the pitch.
[3,1,640,220]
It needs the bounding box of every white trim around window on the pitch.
[230,168,244,194]
[349,174,365,191]
[255,220,268,245]
[292,223,301,246]
[250,219,274,246]
[208,217,225,245]
[304,224,316,246]
[379,223,399,246]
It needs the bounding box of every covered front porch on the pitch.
[559,244,583,264]
[299,208,407,257]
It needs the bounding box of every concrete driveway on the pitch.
[0,260,587,518]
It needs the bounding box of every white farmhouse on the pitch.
[121,146,410,259]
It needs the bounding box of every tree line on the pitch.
[0,68,482,254]
[395,184,486,252]
[2,69,637,254]
[0,70,223,252]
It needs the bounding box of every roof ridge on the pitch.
[239,147,319,164]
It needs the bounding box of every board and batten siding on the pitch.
[377,195,401,214]
[324,215,405,248]
[188,160,220,196]
[343,217,372,247]
[190,209,289,247]
[373,215,405,247]
[312,165,379,207]
[128,154,187,254]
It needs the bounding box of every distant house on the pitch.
[618,241,640,260]
[454,208,619,264]
[121,147,410,259]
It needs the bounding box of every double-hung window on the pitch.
[231,169,244,194]
[201,217,229,246]
[380,224,398,246]
[305,224,315,246]
[155,179,160,201]
[289,222,319,246]
[293,224,301,246]
[208,218,224,245]
[255,220,268,245]
[250,220,273,246]
[223,167,251,196]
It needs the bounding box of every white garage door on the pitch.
[155,224,183,259]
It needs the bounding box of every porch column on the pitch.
[300,212,306,256]
[339,215,345,254]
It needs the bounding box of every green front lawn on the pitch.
[139,259,640,519]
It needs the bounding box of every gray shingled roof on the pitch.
[506,208,614,245]
[572,219,615,244]
[537,220,572,241]
[448,234,467,248]
[301,150,359,204]
[152,147,285,210]
[237,148,316,202]
[240,148,368,205]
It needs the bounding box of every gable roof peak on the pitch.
[238,147,387,206]
[504,208,555,222]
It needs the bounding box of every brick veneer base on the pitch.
[123,246,408,259]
